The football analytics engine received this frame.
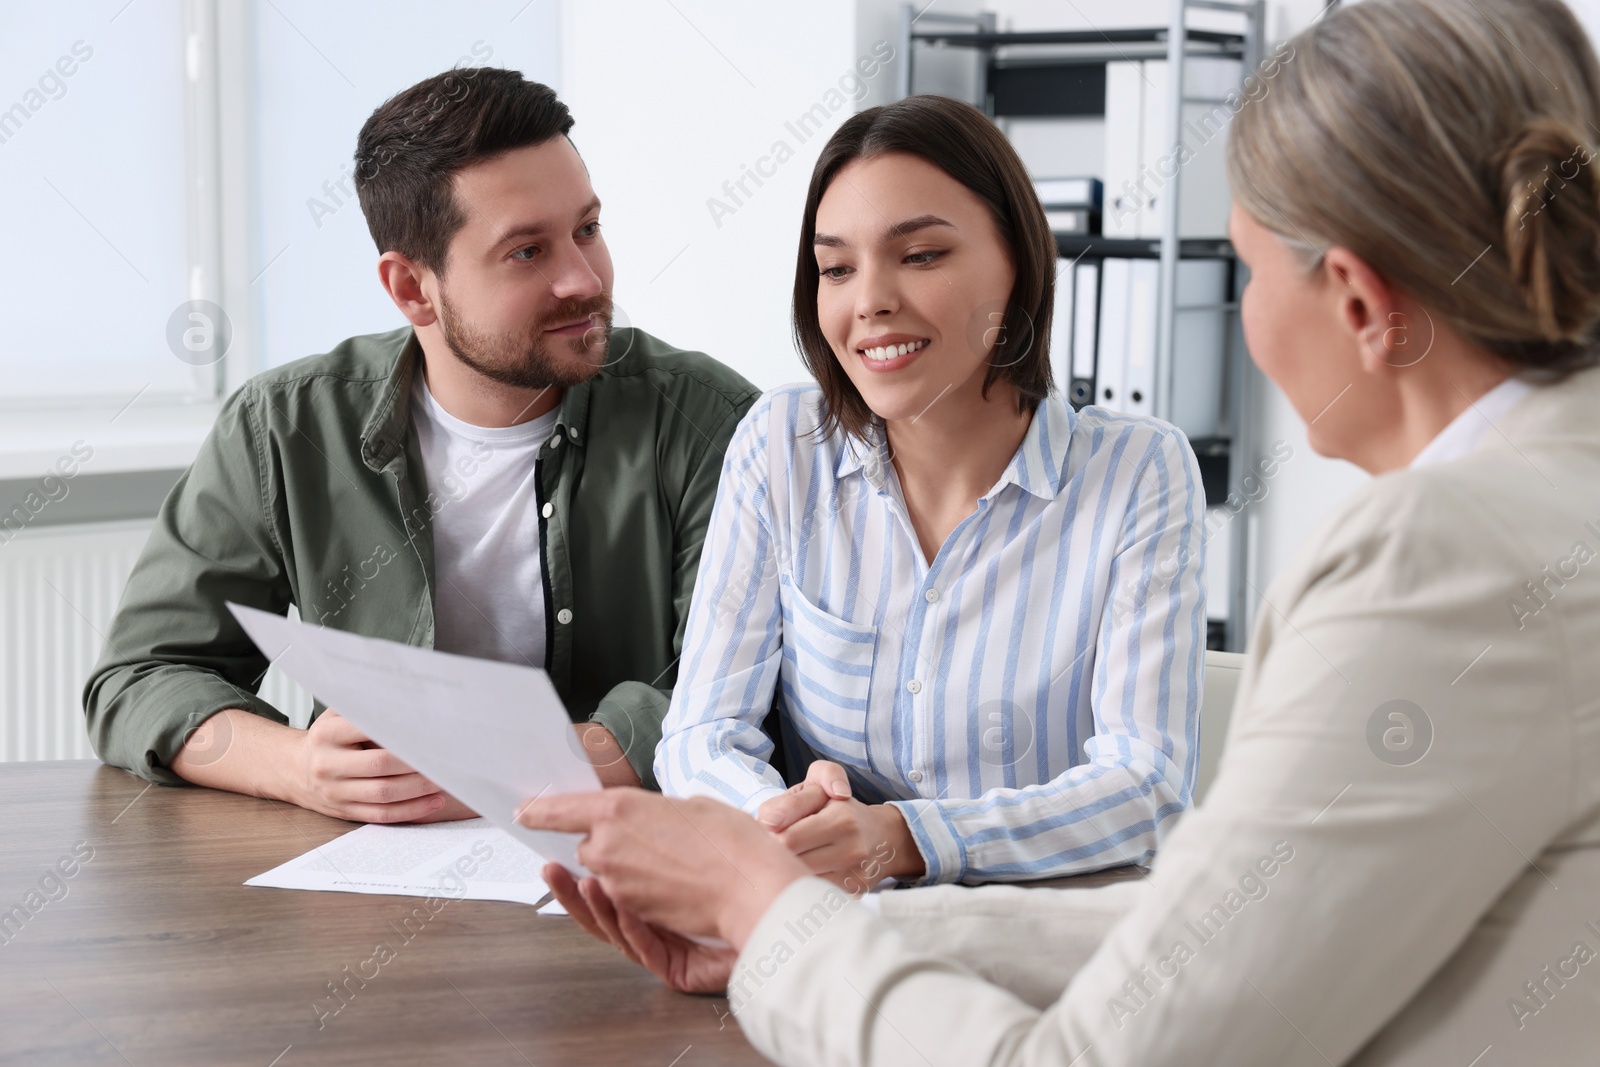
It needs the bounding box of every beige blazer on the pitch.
[728,366,1600,1066]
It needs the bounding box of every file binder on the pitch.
[1124,259,1159,416]
[1096,258,1133,410]
[1102,62,1145,239]
[1070,260,1100,408]
[1048,256,1077,397]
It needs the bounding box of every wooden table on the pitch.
[0,761,768,1066]
[0,761,1148,1067]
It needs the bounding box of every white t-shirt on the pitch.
[410,376,560,668]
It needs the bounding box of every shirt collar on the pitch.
[360,330,422,474]
[1409,375,1536,470]
[1001,392,1074,500]
[834,392,1074,502]
[834,424,877,481]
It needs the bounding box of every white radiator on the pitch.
[0,520,309,762]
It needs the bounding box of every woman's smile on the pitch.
[857,335,931,371]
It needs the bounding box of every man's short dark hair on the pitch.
[353,67,574,275]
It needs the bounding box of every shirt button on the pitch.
[568,426,579,440]
[541,502,554,519]
[556,608,573,625]
[908,770,924,783]
[906,679,922,695]
[924,588,940,603]
[550,434,563,449]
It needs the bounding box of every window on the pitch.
[0,1,201,403]
[0,0,563,418]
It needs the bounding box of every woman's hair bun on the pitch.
[1500,117,1600,348]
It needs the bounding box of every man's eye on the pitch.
[511,246,538,261]
[579,221,601,237]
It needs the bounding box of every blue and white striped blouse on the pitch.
[654,384,1206,884]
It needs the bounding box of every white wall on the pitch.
[251,0,562,370]
[0,2,196,401]
[561,0,906,391]
[1233,0,1384,597]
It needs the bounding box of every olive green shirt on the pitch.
[83,325,758,791]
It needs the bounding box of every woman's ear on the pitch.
[1323,247,1408,375]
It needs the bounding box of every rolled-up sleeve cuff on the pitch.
[889,798,967,886]
[92,671,286,786]
[740,784,787,817]
[589,681,671,792]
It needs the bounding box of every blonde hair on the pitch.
[1227,0,1600,372]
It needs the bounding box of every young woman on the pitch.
[521,0,1600,1061]
[651,94,1207,887]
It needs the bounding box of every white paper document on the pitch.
[247,819,565,914]
[228,603,600,874]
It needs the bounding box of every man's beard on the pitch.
[437,285,613,390]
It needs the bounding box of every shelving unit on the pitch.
[896,0,1266,652]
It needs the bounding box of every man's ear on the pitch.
[1323,247,1408,375]
[377,251,439,328]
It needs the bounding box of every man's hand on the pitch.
[515,789,808,951]
[409,792,479,823]
[543,862,737,994]
[288,709,476,824]
[758,760,926,887]
[169,706,476,823]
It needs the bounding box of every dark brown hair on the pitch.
[792,95,1059,441]
[354,67,575,276]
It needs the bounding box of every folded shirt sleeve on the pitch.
[82,384,294,784]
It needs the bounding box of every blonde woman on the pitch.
[518,0,1600,1061]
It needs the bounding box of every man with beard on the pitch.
[83,68,759,820]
